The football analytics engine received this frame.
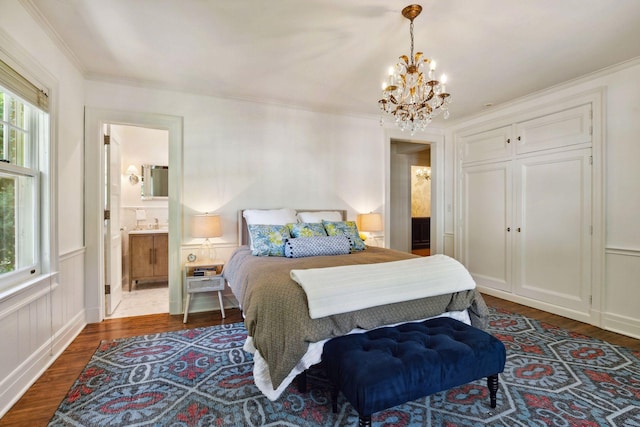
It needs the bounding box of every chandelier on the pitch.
[416,167,431,181]
[379,4,451,134]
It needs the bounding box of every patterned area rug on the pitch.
[49,307,640,426]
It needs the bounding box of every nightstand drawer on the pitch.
[186,276,225,292]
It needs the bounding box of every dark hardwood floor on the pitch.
[0,309,243,427]
[411,248,431,256]
[1,297,638,426]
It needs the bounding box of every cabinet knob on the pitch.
[517,136,522,141]
[507,138,510,144]
[507,227,511,232]
[517,227,521,232]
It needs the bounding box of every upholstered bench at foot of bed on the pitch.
[322,317,507,427]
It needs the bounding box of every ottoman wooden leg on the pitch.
[331,384,338,413]
[358,415,371,427]
[296,371,307,393]
[487,374,499,408]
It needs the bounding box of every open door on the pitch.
[104,129,123,315]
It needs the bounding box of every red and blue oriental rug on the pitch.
[48,307,640,426]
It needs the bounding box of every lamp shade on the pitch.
[192,214,222,238]
[358,213,383,232]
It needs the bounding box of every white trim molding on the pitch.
[84,108,184,322]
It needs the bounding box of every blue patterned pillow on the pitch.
[247,224,291,256]
[322,220,366,252]
[287,222,328,238]
[284,236,351,258]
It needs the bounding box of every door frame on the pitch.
[384,128,445,254]
[84,108,183,322]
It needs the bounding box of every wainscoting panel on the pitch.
[0,249,86,418]
[604,248,640,339]
[443,233,455,257]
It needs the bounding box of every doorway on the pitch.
[105,124,170,318]
[384,126,444,255]
[389,140,431,255]
[84,108,183,323]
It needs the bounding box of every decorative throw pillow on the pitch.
[247,224,291,256]
[243,208,297,250]
[284,236,351,258]
[322,220,366,252]
[287,222,328,238]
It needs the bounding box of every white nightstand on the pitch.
[183,260,225,323]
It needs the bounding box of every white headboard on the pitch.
[238,209,347,246]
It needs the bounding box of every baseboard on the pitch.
[602,312,640,340]
[0,310,86,418]
[478,286,594,324]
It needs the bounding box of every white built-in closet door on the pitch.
[513,148,592,314]
[461,161,512,292]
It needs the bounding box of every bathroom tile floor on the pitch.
[106,281,169,318]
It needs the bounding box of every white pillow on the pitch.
[243,208,297,225]
[297,210,343,223]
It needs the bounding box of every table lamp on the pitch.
[192,213,222,261]
[358,213,383,245]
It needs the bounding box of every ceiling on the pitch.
[26,0,640,123]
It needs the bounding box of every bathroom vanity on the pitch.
[128,230,168,291]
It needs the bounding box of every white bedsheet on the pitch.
[290,254,476,319]
[244,309,471,401]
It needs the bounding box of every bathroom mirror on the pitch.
[141,164,169,199]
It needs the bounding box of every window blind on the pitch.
[0,58,48,112]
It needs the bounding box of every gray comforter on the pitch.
[223,245,488,390]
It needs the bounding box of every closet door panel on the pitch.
[515,104,592,155]
[514,148,592,313]
[461,162,512,292]
[459,125,513,164]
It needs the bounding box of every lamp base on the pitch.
[199,238,218,262]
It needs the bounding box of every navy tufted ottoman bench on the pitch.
[322,317,506,427]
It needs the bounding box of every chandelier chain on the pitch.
[409,20,415,65]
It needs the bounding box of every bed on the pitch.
[223,208,489,400]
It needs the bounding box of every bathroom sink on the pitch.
[128,229,167,234]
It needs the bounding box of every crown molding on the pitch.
[19,0,86,75]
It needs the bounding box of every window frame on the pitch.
[0,80,46,292]
[0,54,51,302]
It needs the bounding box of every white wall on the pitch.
[85,82,386,249]
[0,1,87,418]
[83,82,387,317]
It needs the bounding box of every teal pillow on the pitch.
[322,220,366,252]
[287,222,327,238]
[247,224,291,256]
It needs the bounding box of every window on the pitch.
[0,60,49,293]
